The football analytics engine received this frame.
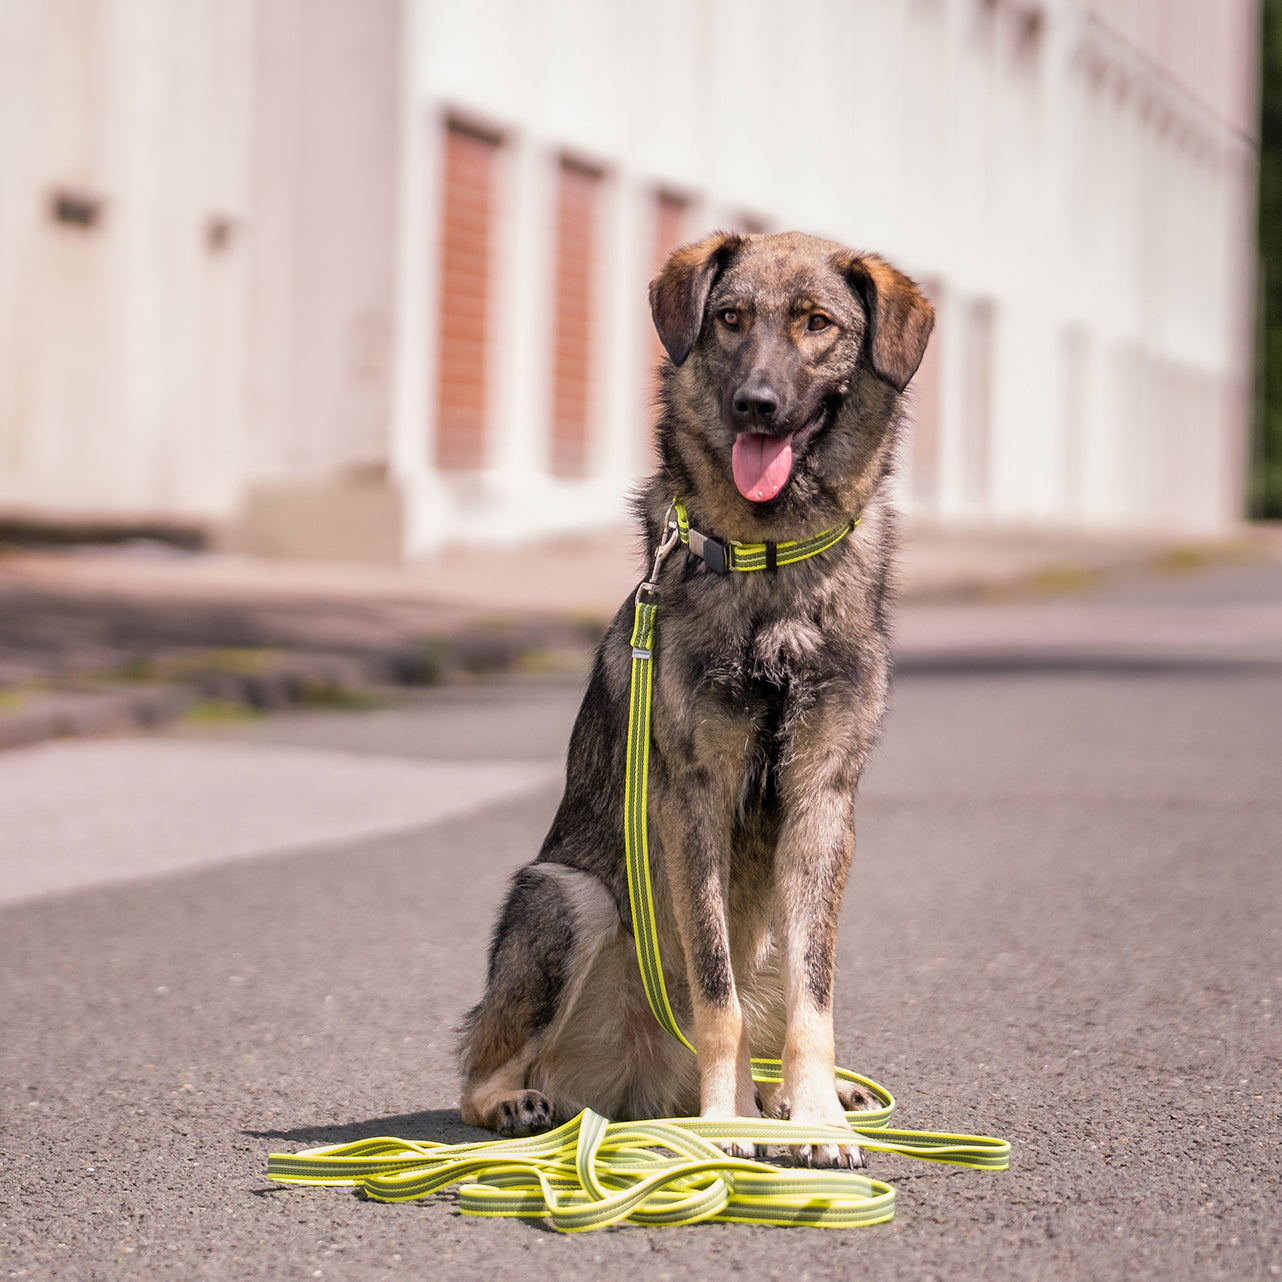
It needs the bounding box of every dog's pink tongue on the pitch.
[732,432,794,502]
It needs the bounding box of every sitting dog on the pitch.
[459,230,933,1167]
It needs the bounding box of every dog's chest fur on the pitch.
[648,534,891,849]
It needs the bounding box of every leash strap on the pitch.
[265,507,1009,1229]
[268,1110,902,1229]
[626,593,695,1052]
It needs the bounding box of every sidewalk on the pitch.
[0,520,1277,750]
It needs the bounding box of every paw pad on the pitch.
[497,1090,554,1137]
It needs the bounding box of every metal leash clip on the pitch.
[635,504,680,606]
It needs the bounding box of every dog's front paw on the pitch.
[837,1081,876,1113]
[495,1089,555,1137]
[762,1095,790,1120]
[700,1107,761,1161]
[709,1119,759,1161]
[785,1092,867,1168]
[713,1137,758,1160]
[792,1139,866,1169]
[761,1093,864,1164]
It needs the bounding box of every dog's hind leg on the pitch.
[458,862,625,1136]
[458,863,580,1136]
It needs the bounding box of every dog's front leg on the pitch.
[775,776,864,1168]
[654,786,757,1155]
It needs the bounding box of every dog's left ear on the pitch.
[650,231,745,367]
[836,253,935,393]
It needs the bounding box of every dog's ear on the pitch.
[836,253,935,393]
[649,231,745,367]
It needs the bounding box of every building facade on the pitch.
[0,0,1260,558]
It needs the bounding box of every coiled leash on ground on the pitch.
[266,502,1010,1229]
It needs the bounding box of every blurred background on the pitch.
[0,0,1270,564]
[7,11,1282,1276]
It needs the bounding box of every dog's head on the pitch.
[650,231,933,528]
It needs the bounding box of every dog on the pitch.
[458,230,933,1167]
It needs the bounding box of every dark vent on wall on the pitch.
[50,189,104,229]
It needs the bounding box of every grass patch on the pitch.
[1153,544,1214,573]
[292,675,380,710]
[107,648,279,684]
[1026,561,1102,596]
[181,698,264,724]
[115,653,158,682]
[415,639,451,685]
[1152,541,1256,574]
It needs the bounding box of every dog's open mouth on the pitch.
[730,411,825,503]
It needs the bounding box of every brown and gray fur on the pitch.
[458,230,933,1166]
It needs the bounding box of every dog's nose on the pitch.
[732,382,779,426]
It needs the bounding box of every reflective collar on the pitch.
[671,498,858,575]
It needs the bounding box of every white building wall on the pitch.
[391,0,1258,549]
[0,0,254,526]
[0,0,1260,555]
[237,0,405,559]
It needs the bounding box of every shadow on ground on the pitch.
[245,1107,490,1148]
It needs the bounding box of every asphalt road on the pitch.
[3,561,1280,1280]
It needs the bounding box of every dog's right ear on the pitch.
[649,232,745,367]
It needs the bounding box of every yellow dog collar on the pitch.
[671,497,857,574]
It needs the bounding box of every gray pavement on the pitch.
[2,552,1281,1279]
[0,737,560,907]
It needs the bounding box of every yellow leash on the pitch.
[266,502,1010,1228]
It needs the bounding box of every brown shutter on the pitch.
[435,121,500,471]
[550,158,602,478]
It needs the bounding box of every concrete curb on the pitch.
[0,604,602,751]
[0,685,195,752]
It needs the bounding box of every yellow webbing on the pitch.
[265,536,1010,1230]
[265,1089,1009,1230]
[672,498,857,571]
[626,596,695,1051]
[267,1110,904,1229]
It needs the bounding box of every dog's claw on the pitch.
[714,1137,758,1161]
[792,1143,866,1169]
[496,1090,554,1137]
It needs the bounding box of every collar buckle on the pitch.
[686,528,728,575]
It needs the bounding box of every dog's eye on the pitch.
[807,313,832,332]
[720,309,739,329]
